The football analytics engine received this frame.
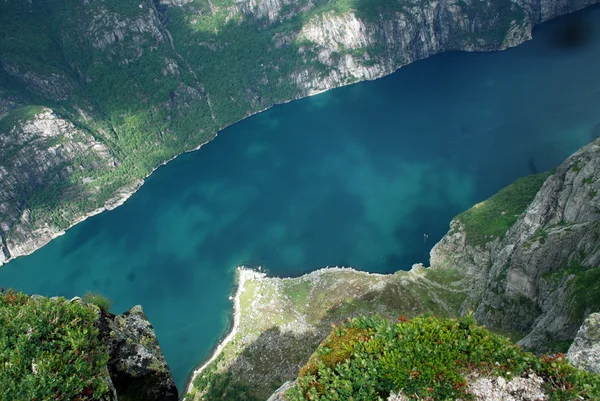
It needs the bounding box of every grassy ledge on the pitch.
[457,171,553,246]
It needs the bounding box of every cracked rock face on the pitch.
[2,59,75,101]
[0,108,116,267]
[431,138,600,351]
[99,305,179,401]
[289,0,599,96]
[568,313,600,374]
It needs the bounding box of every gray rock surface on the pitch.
[386,373,549,401]
[98,305,179,401]
[567,313,600,374]
[289,0,599,96]
[266,380,296,401]
[430,138,600,350]
[0,108,121,267]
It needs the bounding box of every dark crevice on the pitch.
[0,233,11,260]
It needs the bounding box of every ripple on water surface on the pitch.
[1,6,600,390]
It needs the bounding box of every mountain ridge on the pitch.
[1,0,599,265]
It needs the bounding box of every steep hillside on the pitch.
[1,0,598,265]
[431,137,600,351]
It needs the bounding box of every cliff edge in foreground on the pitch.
[283,315,600,400]
[0,291,177,401]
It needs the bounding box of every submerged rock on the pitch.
[567,313,600,374]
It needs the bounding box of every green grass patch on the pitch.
[0,105,45,133]
[284,280,312,306]
[457,171,552,246]
[82,291,113,312]
[571,266,600,321]
[287,314,600,400]
[0,291,110,400]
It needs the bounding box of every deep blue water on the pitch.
[1,5,600,390]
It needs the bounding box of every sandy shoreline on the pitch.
[184,267,266,396]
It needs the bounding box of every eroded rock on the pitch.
[99,305,179,401]
[567,313,600,374]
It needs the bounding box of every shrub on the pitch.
[0,291,110,400]
[83,291,113,312]
[287,314,600,400]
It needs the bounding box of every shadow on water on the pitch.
[592,121,600,140]
[136,253,197,296]
[549,17,594,50]
[58,202,160,258]
[527,157,540,174]
[537,3,600,54]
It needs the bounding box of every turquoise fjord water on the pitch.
[2,6,600,390]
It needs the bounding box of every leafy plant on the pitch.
[83,291,113,312]
[0,291,110,400]
[287,314,600,400]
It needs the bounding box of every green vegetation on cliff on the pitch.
[457,171,552,246]
[287,314,600,400]
[0,0,534,251]
[0,291,110,400]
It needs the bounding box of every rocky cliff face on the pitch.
[2,292,177,401]
[430,137,600,351]
[1,0,599,265]
[0,108,124,266]
[567,312,600,374]
[259,139,600,401]
[289,0,598,95]
[98,305,179,401]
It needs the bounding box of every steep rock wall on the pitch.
[430,138,600,351]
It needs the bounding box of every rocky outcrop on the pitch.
[387,373,549,401]
[0,107,128,266]
[430,138,600,350]
[98,305,179,401]
[192,138,600,399]
[1,59,75,101]
[266,380,296,401]
[567,313,600,374]
[6,294,177,401]
[84,3,165,57]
